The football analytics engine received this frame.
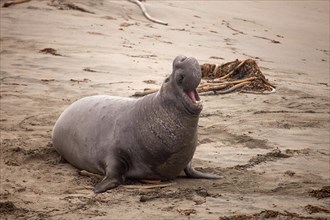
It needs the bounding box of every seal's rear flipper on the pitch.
[93,176,121,193]
[93,160,127,193]
[184,161,223,179]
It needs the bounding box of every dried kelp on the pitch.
[199,59,276,95]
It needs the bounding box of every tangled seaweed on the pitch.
[133,59,276,97]
[199,59,276,95]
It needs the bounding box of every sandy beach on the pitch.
[0,0,329,219]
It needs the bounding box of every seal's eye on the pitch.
[177,75,184,85]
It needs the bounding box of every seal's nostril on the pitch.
[180,57,187,62]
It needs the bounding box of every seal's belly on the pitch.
[52,95,137,172]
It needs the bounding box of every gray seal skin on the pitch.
[52,55,221,193]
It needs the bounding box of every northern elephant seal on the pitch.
[52,55,221,193]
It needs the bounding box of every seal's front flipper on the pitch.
[184,161,223,179]
[93,176,122,193]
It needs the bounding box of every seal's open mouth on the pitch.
[184,89,203,114]
[186,90,197,103]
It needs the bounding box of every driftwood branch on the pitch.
[133,88,159,97]
[202,77,257,87]
[199,81,251,95]
[124,183,173,189]
[128,0,168,25]
[79,170,172,190]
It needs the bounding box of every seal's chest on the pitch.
[156,141,197,179]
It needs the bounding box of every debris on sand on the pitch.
[304,204,330,214]
[235,148,291,170]
[309,186,330,199]
[0,201,28,216]
[70,78,90,83]
[41,79,56,82]
[0,201,16,214]
[143,80,157,84]
[248,148,291,165]
[48,0,94,14]
[39,48,63,56]
[83,67,97,72]
[219,209,314,220]
[284,170,295,177]
[176,208,197,216]
[133,59,276,97]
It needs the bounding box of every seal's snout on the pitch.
[173,55,187,68]
[173,55,198,68]
[180,56,187,62]
[182,57,201,91]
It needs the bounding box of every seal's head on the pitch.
[160,55,203,115]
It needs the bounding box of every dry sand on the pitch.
[0,0,329,219]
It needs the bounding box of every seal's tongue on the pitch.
[186,91,196,103]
